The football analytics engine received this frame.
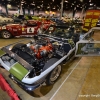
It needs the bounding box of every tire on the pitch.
[46,64,62,85]
[1,30,12,39]
[0,65,4,69]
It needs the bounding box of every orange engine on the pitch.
[30,42,53,59]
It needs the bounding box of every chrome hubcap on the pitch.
[50,65,61,82]
[3,31,10,38]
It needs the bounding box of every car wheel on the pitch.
[1,30,12,39]
[46,64,62,85]
[0,65,4,69]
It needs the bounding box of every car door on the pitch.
[75,27,100,57]
[21,24,38,36]
[75,40,100,57]
[25,23,38,36]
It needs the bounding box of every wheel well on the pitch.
[0,29,13,37]
[1,29,11,33]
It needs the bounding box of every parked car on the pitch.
[13,15,25,23]
[0,20,42,39]
[0,25,98,92]
[0,18,54,39]
[42,24,82,44]
[0,15,14,23]
[0,34,75,91]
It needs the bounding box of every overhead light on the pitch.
[37,6,40,8]
[41,4,43,7]
[90,3,93,6]
[7,4,11,8]
[80,0,83,2]
[77,5,79,7]
[74,7,76,10]
[89,0,91,2]
[65,0,68,3]
[53,7,55,9]
[31,3,35,5]
[21,1,25,3]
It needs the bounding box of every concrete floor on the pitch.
[0,31,100,100]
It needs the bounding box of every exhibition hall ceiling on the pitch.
[1,0,100,11]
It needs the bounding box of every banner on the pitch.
[83,10,100,31]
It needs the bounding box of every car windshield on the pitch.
[44,26,73,39]
[27,16,32,19]
[17,15,24,19]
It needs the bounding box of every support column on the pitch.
[28,9,30,15]
[0,5,2,13]
[5,4,8,15]
[33,10,34,15]
[60,0,64,19]
[72,7,76,18]
[19,4,23,15]
[23,8,25,15]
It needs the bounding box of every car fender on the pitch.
[0,29,13,36]
[42,58,59,71]
[21,54,71,84]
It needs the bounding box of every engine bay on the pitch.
[1,37,72,77]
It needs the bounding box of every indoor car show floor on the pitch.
[0,31,100,100]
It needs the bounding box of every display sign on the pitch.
[83,10,100,31]
[27,27,34,33]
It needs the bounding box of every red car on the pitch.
[0,20,43,39]
[42,20,54,31]
[0,20,54,39]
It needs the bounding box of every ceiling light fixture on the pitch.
[65,0,68,3]
[31,3,35,5]
[89,0,91,2]
[37,6,40,8]
[80,0,83,2]
[90,3,93,6]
